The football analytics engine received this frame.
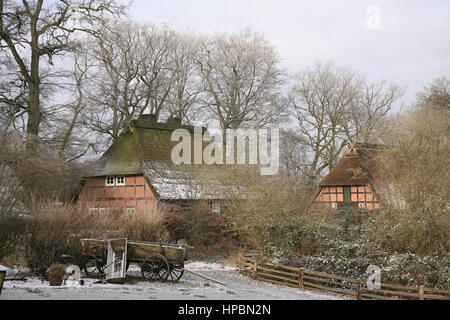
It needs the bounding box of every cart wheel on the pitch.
[83,245,108,277]
[168,263,184,281]
[141,253,170,282]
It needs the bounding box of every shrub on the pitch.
[0,210,26,262]
[367,206,450,255]
[219,169,315,252]
[24,200,74,274]
[22,198,176,274]
[119,207,170,242]
[0,164,27,262]
[46,264,67,286]
[370,107,450,255]
[163,201,236,258]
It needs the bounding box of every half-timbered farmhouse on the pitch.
[313,143,384,210]
[78,114,226,215]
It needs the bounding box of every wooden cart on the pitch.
[80,239,193,282]
[0,270,5,296]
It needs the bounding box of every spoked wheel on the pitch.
[83,245,108,277]
[168,263,184,281]
[141,253,170,282]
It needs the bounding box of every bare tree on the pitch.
[287,62,402,180]
[83,21,147,141]
[346,80,403,144]
[0,0,124,200]
[287,62,359,180]
[138,24,178,120]
[83,22,202,145]
[197,29,285,141]
[0,0,124,150]
[44,50,95,162]
[0,51,27,131]
[417,76,450,113]
[165,32,202,123]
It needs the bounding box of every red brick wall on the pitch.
[79,175,158,213]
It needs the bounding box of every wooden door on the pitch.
[343,186,351,202]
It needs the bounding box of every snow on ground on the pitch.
[0,261,344,300]
[0,264,10,271]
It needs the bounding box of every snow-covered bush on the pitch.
[380,253,450,289]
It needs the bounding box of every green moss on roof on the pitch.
[89,120,209,177]
[136,127,179,161]
[92,131,143,176]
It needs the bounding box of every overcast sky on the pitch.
[125,0,450,107]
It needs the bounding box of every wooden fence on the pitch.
[237,255,450,300]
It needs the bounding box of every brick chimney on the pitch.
[166,116,182,126]
[138,114,157,123]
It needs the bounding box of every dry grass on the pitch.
[118,207,170,242]
[21,198,172,274]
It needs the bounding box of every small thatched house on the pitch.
[78,114,228,215]
[312,143,384,210]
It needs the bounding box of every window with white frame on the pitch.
[105,176,126,186]
[331,202,338,209]
[181,206,190,214]
[212,201,221,214]
[116,176,125,186]
[98,207,108,214]
[106,176,115,186]
[89,208,99,214]
[358,203,365,209]
[125,207,136,214]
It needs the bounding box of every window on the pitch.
[358,203,365,209]
[212,201,221,214]
[116,176,125,186]
[331,202,338,209]
[98,207,108,214]
[106,176,126,186]
[181,206,190,214]
[89,208,99,214]
[106,176,115,186]
[125,207,136,214]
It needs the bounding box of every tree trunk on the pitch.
[26,83,41,150]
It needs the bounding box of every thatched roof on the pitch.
[90,116,207,177]
[87,115,235,200]
[319,143,383,187]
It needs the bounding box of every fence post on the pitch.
[419,285,425,300]
[356,280,362,300]
[298,268,305,289]
[252,260,258,280]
